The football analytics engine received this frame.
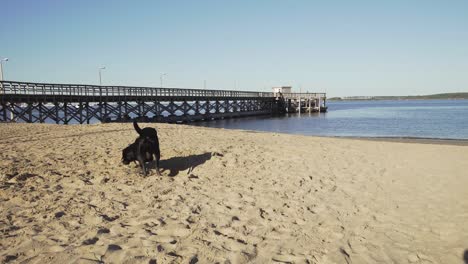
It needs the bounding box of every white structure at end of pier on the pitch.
[272,86,292,97]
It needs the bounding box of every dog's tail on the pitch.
[133,120,142,135]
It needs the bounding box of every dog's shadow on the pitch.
[158,152,212,177]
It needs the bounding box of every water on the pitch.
[191,99,468,140]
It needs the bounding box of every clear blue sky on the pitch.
[1,0,467,97]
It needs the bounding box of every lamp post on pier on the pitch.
[160,73,167,88]
[98,66,106,85]
[0,57,9,81]
[1,57,11,120]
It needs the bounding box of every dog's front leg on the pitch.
[138,157,147,176]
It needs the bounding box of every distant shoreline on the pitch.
[328,93,468,101]
[328,98,468,101]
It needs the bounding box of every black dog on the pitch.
[122,120,161,176]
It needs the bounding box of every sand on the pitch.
[0,123,467,263]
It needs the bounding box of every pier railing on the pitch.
[281,92,327,98]
[0,81,326,99]
[0,80,278,98]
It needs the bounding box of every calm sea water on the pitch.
[191,99,468,140]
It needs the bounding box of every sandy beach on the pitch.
[1,123,467,263]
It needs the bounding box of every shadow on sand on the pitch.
[463,249,468,264]
[160,152,212,177]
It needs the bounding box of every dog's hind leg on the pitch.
[154,150,161,176]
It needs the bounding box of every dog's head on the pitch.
[122,145,135,165]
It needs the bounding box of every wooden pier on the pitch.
[0,80,326,124]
